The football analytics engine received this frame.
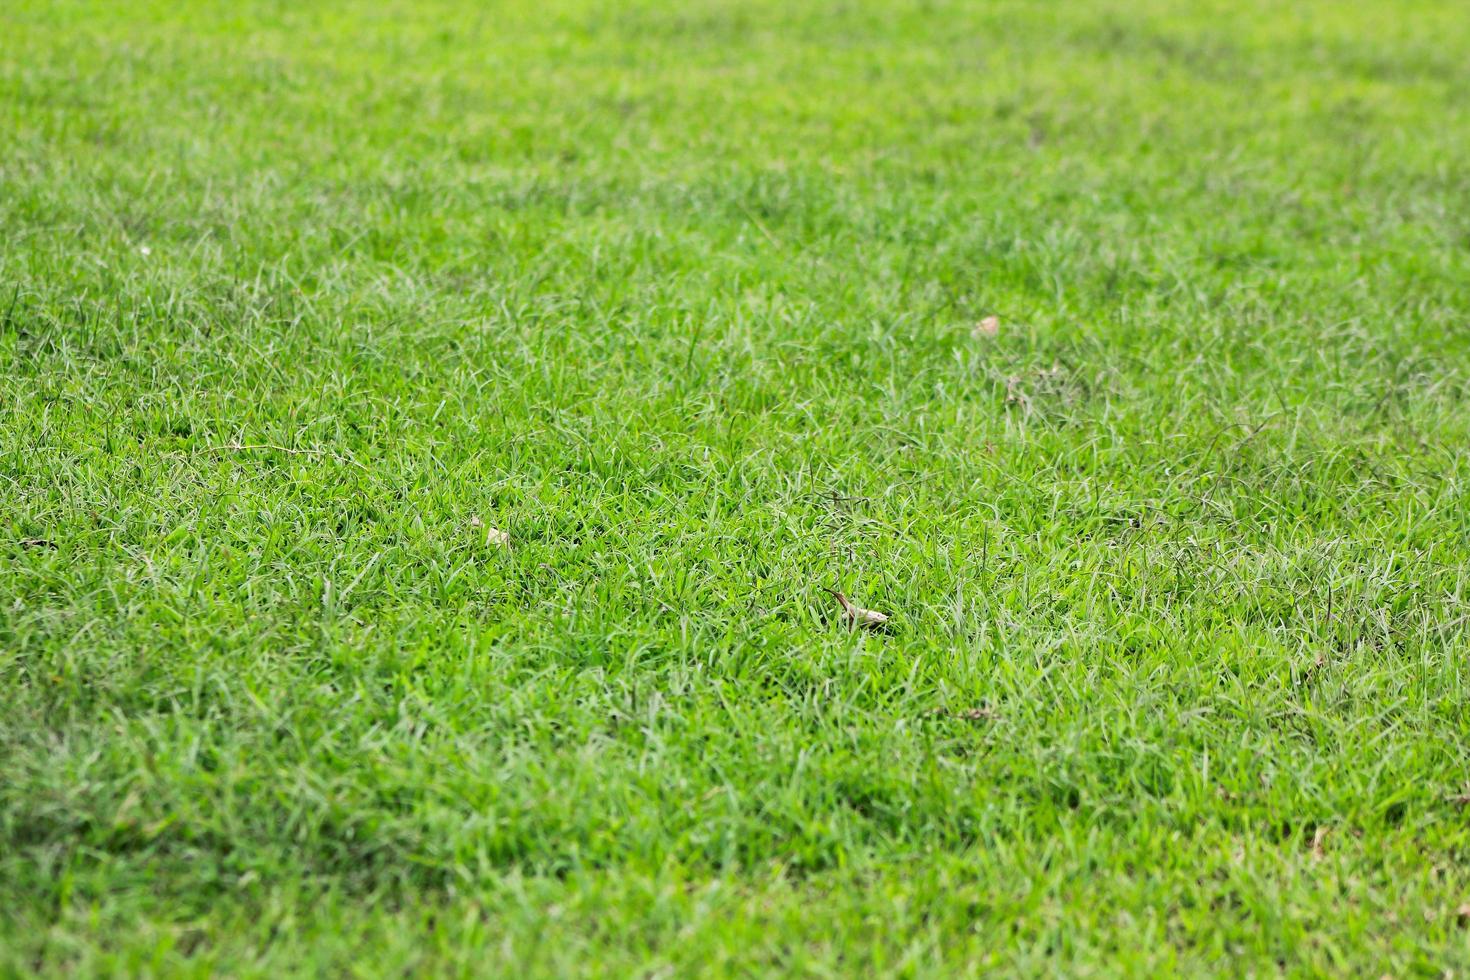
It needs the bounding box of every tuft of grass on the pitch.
[3,0,1470,973]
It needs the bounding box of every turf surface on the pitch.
[4,0,1470,974]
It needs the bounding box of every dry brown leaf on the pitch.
[972,315,1000,339]
[1311,826,1330,860]
[825,588,889,629]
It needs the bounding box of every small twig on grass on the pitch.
[822,586,890,630]
[736,201,784,251]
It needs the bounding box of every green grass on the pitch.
[4,0,1470,973]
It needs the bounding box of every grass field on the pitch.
[4,0,1470,974]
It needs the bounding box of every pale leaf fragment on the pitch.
[972,315,1000,339]
[468,515,508,546]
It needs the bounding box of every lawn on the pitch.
[4,0,1470,974]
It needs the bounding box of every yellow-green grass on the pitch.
[3,0,1470,973]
